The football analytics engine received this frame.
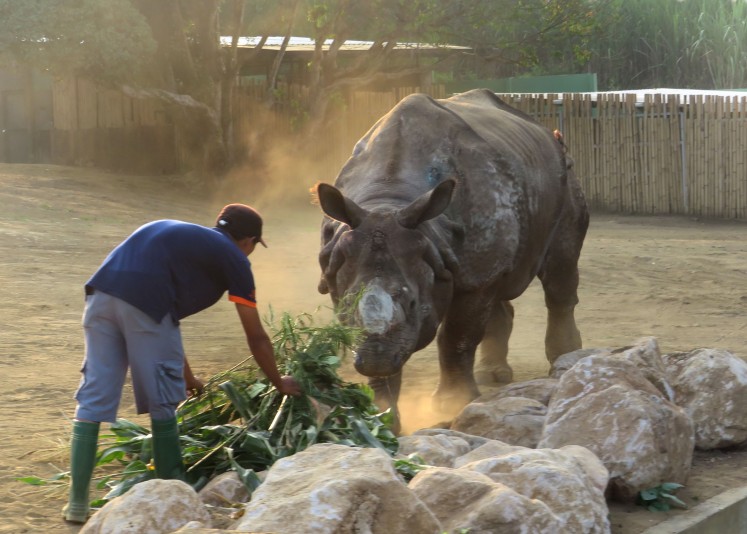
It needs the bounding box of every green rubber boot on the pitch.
[151,417,185,480]
[63,420,100,523]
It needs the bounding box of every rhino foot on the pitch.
[432,385,480,419]
[474,364,514,386]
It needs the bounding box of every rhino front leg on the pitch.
[474,300,514,385]
[433,291,491,416]
[368,372,402,434]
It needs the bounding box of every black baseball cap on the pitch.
[215,204,267,247]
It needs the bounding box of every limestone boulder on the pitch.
[663,348,747,449]
[410,428,492,450]
[477,378,558,406]
[453,439,524,467]
[451,396,547,448]
[232,443,441,534]
[80,479,210,534]
[612,337,675,401]
[539,351,694,500]
[411,445,610,533]
[453,440,610,495]
[199,471,250,506]
[410,467,564,533]
[171,523,227,533]
[397,432,472,467]
[550,348,611,379]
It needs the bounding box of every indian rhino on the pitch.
[315,89,589,424]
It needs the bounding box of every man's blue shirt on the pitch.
[86,220,256,323]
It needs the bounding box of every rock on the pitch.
[410,428,493,450]
[199,471,250,506]
[232,443,442,533]
[451,396,547,448]
[539,349,694,500]
[170,522,224,533]
[476,378,558,406]
[397,433,472,467]
[80,479,211,534]
[453,439,523,467]
[411,445,610,533]
[663,348,747,449]
[454,442,609,497]
[550,348,611,379]
[612,337,675,401]
[410,467,564,533]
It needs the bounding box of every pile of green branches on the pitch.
[81,312,400,506]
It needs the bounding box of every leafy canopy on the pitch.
[0,0,156,85]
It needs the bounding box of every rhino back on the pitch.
[332,90,575,294]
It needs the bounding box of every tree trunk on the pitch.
[131,0,227,177]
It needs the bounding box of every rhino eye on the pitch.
[322,223,335,242]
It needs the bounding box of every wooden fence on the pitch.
[503,93,747,219]
[51,80,747,219]
[51,78,178,173]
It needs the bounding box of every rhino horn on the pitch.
[397,179,455,229]
[316,183,368,229]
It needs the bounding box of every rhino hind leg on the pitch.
[474,300,514,385]
[538,201,587,363]
[539,258,583,363]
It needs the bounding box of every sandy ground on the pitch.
[0,163,746,533]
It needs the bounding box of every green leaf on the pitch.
[102,471,152,501]
[108,419,150,438]
[660,482,684,492]
[648,501,670,512]
[218,381,255,423]
[16,476,48,486]
[349,419,389,451]
[226,448,263,494]
[31,312,397,502]
[663,494,688,509]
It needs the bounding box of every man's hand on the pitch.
[183,357,204,397]
[185,373,205,397]
[277,375,302,396]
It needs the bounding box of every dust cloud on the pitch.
[190,103,548,436]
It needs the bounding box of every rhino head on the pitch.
[316,179,456,378]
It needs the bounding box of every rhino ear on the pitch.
[397,179,455,229]
[316,183,367,229]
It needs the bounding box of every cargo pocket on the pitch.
[156,360,186,406]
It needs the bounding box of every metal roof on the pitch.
[220,36,469,52]
[502,88,747,106]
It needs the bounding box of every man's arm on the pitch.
[183,357,205,396]
[235,303,301,396]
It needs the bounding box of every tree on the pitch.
[0,0,282,175]
[0,0,601,176]
[273,0,600,132]
[0,0,157,84]
[584,0,747,90]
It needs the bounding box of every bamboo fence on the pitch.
[51,79,747,219]
[505,92,747,219]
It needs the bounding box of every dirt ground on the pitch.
[0,163,746,533]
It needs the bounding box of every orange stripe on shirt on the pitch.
[229,295,257,308]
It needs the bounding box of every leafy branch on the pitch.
[21,312,402,509]
[636,482,688,512]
